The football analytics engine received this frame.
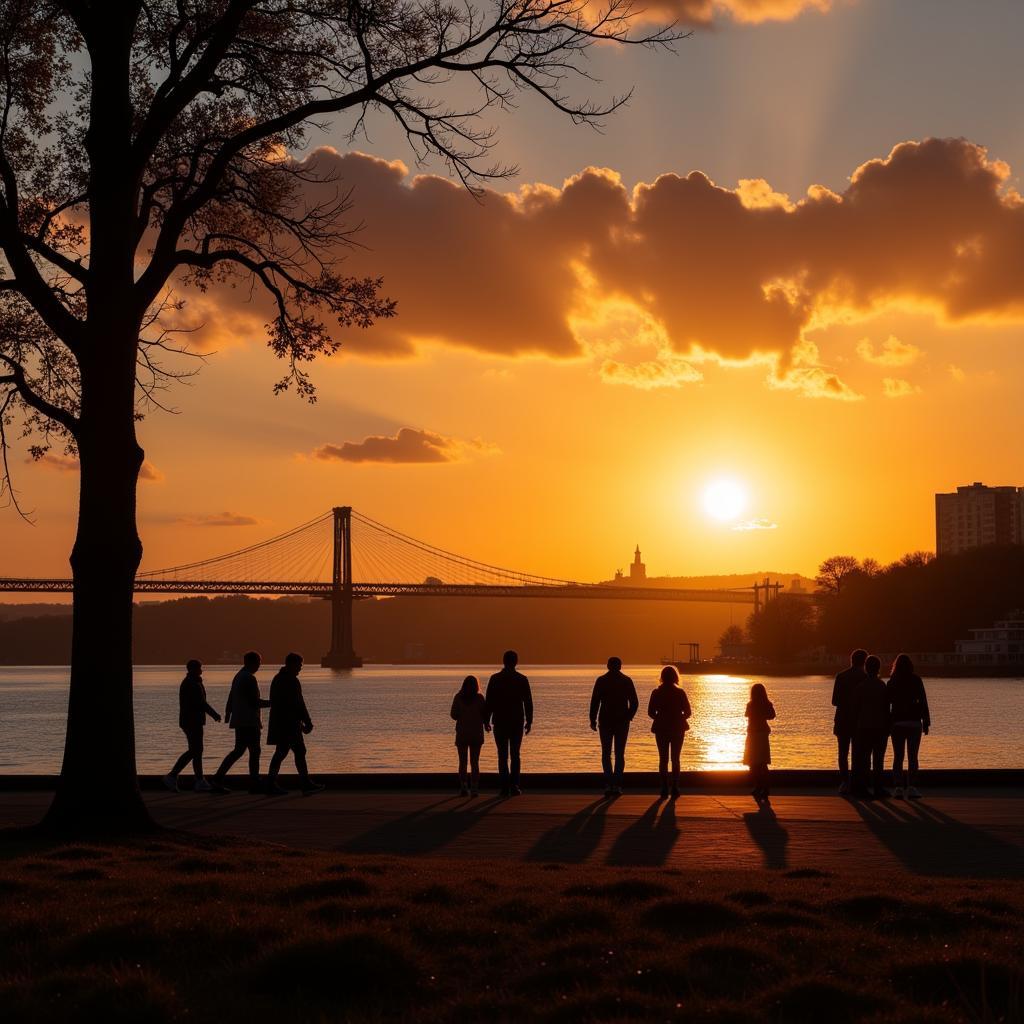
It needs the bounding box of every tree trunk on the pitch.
[40,372,153,835]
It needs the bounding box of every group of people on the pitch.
[452,653,778,801]
[164,651,323,795]
[832,649,932,800]
[163,646,930,802]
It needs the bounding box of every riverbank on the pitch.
[3,769,1024,789]
[2,799,1022,1023]
[4,788,1024,877]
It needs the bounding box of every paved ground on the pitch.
[3,789,1023,877]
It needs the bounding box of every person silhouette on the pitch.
[832,649,867,795]
[851,655,890,799]
[743,683,776,802]
[451,675,490,797]
[589,656,639,797]
[164,659,221,792]
[211,650,271,794]
[647,665,691,800]
[266,653,324,796]
[485,650,533,797]
[887,653,931,799]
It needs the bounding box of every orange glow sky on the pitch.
[3,0,1024,584]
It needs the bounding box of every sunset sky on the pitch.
[3,0,1024,585]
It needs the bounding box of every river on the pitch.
[1,665,1021,774]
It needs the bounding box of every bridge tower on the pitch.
[321,506,363,669]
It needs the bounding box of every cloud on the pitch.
[948,364,967,383]
[31,453,79,472]
[732,518,779,531]
[31,454,164,481]
[310,427,499,464]
[175,512,262,526]
[856,335,921,367]
[881,377,920,399]
[189,137,1024,400]
[650,0,836,26]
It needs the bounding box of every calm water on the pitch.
[2,665,1022,774]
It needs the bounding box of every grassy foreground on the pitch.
[1,834,1022,1023]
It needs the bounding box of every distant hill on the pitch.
[0,592,756,666]
[600,572,817,592]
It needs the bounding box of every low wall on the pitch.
[2,769,1022,790]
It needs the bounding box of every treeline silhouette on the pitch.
[0,594,749,665]
[743,545,1024,658]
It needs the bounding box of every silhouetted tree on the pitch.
[815,555,863,595]
[0,0,678,833]
[718,623,746,653]
[746,598,816,663]
[815,545,1024,655]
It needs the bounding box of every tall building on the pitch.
[613,545,648,584]
[935,483,1024,555]
[630,545,646,582]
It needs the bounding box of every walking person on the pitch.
[589,656,639,797]
[451,675,489,797]
[164,659,221,792]
[266,653,324,796]
[743,683,776,802]
[851,655,891,799]
[485,650,533,797]
[887,654,931,799]
[647,665,691,800]
[211,651,271,794]
[832,649,867,795]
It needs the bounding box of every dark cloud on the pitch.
[311,427,497,464]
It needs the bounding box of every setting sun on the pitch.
[702,478,748,523]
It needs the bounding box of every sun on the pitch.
[702,477,748,523]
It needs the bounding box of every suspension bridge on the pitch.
[0,507,780,668]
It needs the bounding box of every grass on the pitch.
[1,835,1022,1023]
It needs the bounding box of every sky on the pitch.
[3,0,1024,584]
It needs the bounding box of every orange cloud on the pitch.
[32,454,164,481]
[881,377,920,399]
[175,512,261,526]
[186,138,1024,400]
[311,427,498,464]
[856,335,921,367]
[649,0,836,26]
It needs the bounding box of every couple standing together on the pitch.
[832,649,931,800]
[591,661,693,800]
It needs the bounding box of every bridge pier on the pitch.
[321,506,363,670]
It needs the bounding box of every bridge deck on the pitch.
[0,579,757,600]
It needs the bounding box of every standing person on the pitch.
[647,665,692,800]
[589,656,640,797]
[887,654,931,799]
[743,683,776,802]
[266,653,324,796]
[485,650,533,797]
[211,651,271,794]
[852,655,890,799]
[164,659,221,792]
[451,675,490,797]
[832,649,867,795]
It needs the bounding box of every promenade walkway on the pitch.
[3,789,1022,877]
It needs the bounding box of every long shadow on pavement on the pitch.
[742,799,789,869]
[525,797,612,863]
[342,795,503,856]
[852,797,1024,878]
[605,797,679,867]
